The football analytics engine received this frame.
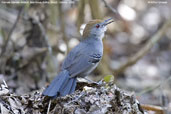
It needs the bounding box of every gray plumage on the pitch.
[62,38,103,78]
[43,18,113,98]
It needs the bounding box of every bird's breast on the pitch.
[85,39,103,54]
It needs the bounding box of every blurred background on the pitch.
[0,0,171,112]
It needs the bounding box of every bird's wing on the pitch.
[62,43,84,70]
[69,54,92,77]
[62,43,102,77]
[67,53,102,78]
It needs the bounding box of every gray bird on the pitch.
[43,18,114,97]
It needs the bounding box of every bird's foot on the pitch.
[84,77,103,85]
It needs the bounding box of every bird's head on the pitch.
[83,18,114,39]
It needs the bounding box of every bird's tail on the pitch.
[43,70,77,97]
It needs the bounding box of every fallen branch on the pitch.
[141,104,165,114]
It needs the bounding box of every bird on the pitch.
[43,18,114,98]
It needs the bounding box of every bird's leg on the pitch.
[84,77,97,84]
[84,77,103,85]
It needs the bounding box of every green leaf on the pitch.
[104,75,114,83]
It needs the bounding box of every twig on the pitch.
[113,20,171,76]
[101,0,117,14]
[141,104,164,114]
[32,19,58,82]
[36,20,53,55]
[0,98,15,114]
[33,18,59,69]
[47,100,51,114]
[0,7,23,57]
[137,76,171,96]
[101,0,122,20]
[160,76,171,114]
[3,79,8,88]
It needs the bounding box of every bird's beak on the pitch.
[103,18,114,26]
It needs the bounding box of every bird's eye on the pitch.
[96,24,100,28]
